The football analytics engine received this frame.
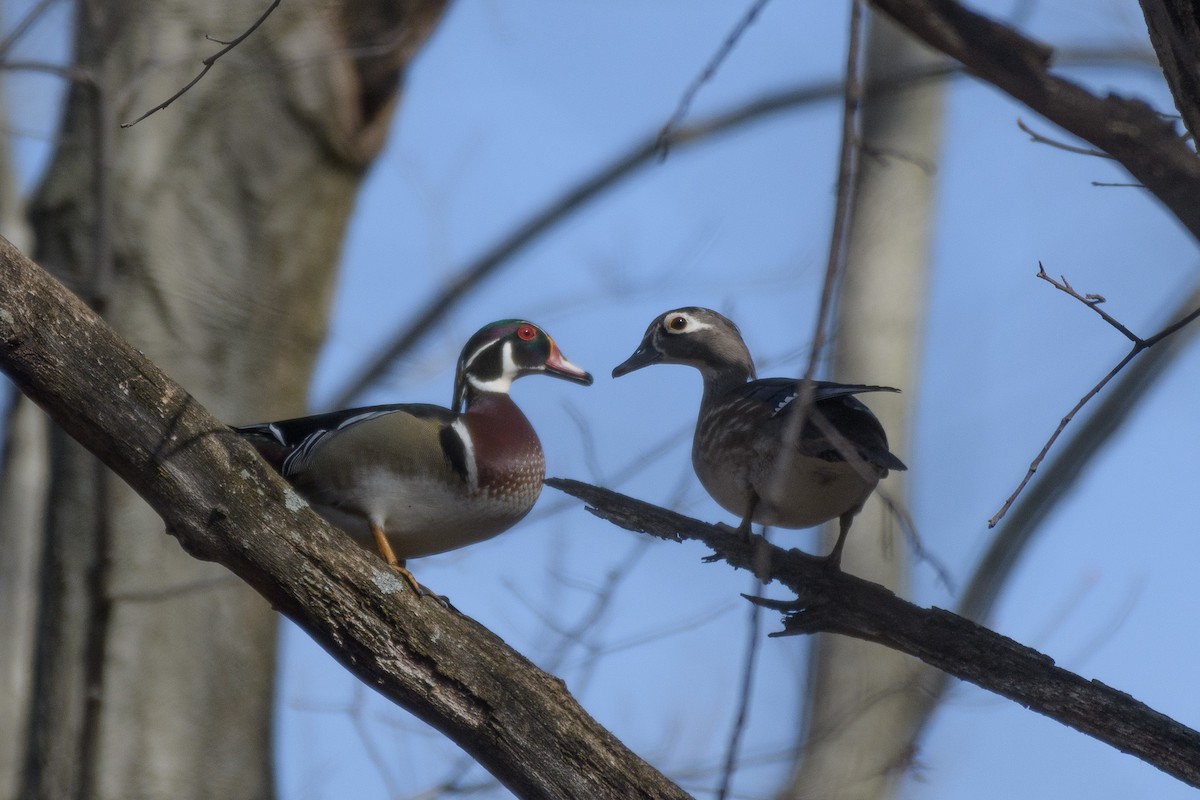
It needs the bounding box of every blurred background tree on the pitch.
[0,1,447,797]
[2,2,1199,799]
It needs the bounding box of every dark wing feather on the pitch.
[737,379,907,471]
[233,403,457,475]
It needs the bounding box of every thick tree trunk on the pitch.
[781,12,943,800]
[7,2,447,797]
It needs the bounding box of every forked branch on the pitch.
[121,0,282,127]
[989,264,1200,526]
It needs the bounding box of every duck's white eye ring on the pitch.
[666,315,688,332]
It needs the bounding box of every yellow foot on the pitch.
[388,562,453,608]
[370,521,451,606]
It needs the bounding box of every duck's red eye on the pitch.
[516,324,537,341]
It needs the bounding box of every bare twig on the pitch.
[1036,263,1138,340]
[120,0,282,128]
[656,0,771,158]
[330,46,1164,407]
[0,0,61,64]
[346,684,405,799]
[989,265,1200,526]
[892,277,1200,766]
[1017,117,1114,159]
[875,486,954,592]
[772,0,867,507]
[0,60,93,82]
[510,538,653,676]
[806,0,866,384]
[330,85,833,407]
[714,575,764,800]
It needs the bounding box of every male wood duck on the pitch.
[235,320,593,592]
[612,307,906,568]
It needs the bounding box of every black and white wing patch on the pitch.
[740,379,900,419]
[738,379,907,471]
[234,404,414,476]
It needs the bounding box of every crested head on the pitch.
[453,320,593,411]
[612,307,756,384]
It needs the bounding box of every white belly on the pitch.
[698,453,877,529]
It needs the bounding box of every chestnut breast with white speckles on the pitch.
[459,392,547,516]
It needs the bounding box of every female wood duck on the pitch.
[235,320,593,591]
[612,307,906,568]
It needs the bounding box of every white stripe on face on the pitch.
[466,339,518,394]
[663,310,715,334]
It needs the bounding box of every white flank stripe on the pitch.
[450,419,479,488]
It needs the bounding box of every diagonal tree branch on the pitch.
[656,0,772,156]
[330,84,839,407]
[545,478,1200,789]
[869,0,1200,242]
[0,237,692,800]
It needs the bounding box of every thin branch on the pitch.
[1036,263,1140,341]
[765,0,867,516]
[875,485,954,592]
[545,477,1200,789]
[346,684,406,799]
[989,266,1200,526]
[892,276,1200,764]
[120,0,282,128]
[330,85,836,407]
[988,348,1134,530]
[656,0,772,158]
[329,45,1167,407]
[0,0,61,64]
[714,576,764,800]
[511,538,653,675]
[1017,117,1114,159]
[0,60,93,82]
[803,0,866,384]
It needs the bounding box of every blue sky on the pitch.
[7,2,1200,799]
